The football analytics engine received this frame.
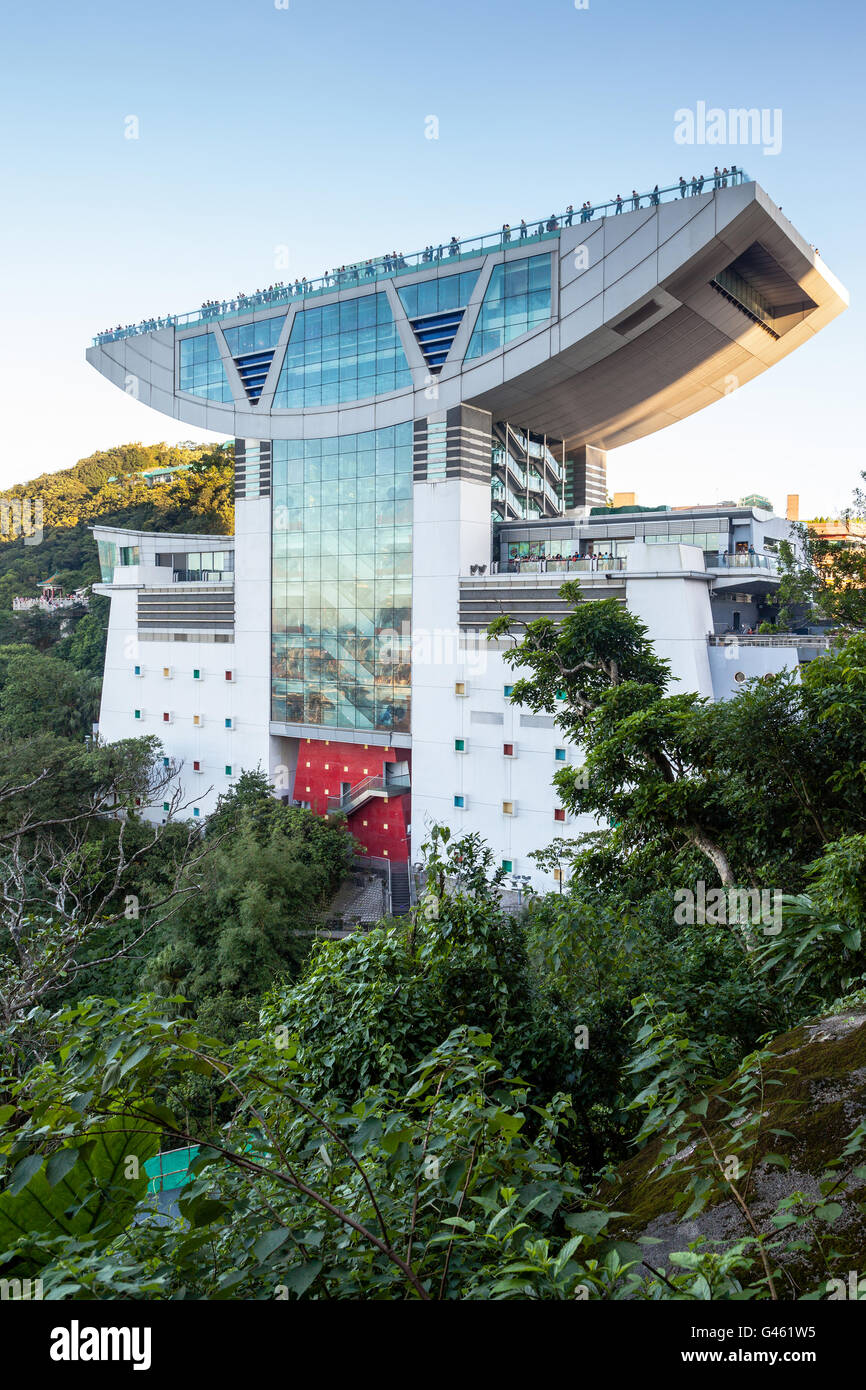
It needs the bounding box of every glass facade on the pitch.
[465,253,552,360]
[155,550,234,580]
[222,317,285,355]
[96,539,116,580]
[97,539,139,579]
[178,332,233,402]
[223,318,286,403]
[272,293,411,409]
[643,529,728,550]
[397,271,480,320]
[271,424,412,733]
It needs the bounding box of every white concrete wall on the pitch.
[96,615,253,823]
[233,495,273,781]
[709,643,799,699]
[411,631,595,877]
[625,542,715,697]
[410,540,734,888]
[95,510,272,823]
[95,506,803,881]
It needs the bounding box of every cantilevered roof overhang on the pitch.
[459,181,848,452]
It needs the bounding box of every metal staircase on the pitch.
[326,773,410,816]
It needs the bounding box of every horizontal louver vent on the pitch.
[409,310,465,372]
[234,350,276,402]
[137,587,235,632]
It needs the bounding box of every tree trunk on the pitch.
[684,826,758,955]
[684,825,736,886]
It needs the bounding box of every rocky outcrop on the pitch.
[602,1007,866,1295]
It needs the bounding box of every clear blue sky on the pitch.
[1,0,863,515]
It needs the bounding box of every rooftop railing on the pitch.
[93,170,750,346]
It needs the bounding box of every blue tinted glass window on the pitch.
[398,270,481,372]
[178,332,233,402]
[397,269,480,321]
[271,424,413,734]
[465,253,552,360]
[96,539,118,581]
[273,293,411,408]
[223,316,284,355]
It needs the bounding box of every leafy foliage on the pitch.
[143,795,357,1039]
[262,827,577,1135]
[0,647,99,739]
[494,594,866,900]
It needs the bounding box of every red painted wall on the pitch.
[291,738,410,862]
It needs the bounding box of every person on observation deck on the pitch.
[631,188,640,209]
[615,193,623,214]
[502,223,511,242]
[679,175,687,197]
[565,204,574,225]
[519,218,528,238]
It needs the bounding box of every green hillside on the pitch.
[0,440,234,674]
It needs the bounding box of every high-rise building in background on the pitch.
[87,174,848,890]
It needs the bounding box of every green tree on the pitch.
[143,800,356,1039]
[491,587,866,898]
[0,734,209,1035]
[54,594,109,676]
[0,648,98,739]
[262,825,577,1140]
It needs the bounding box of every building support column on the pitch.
[566,444,607,509]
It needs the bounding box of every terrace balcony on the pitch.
[497,556,628,574]
[708,552,780,572]
[708,551,782,596]
[708,633,831,651]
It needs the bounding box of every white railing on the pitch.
[708,634,831,649]
[709,552,779,571]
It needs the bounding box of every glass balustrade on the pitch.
[94,171,750,346]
